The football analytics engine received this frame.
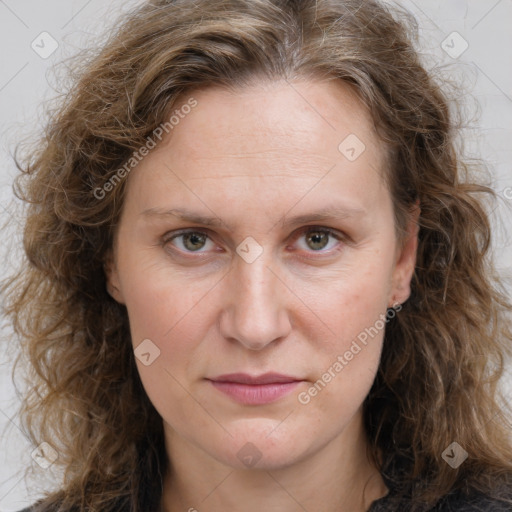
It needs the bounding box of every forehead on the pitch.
[123,79,390,223]
[163,79,384,173]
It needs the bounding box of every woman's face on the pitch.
[107,79,418,470]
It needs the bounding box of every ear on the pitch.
[389,203,420,307]
[104,249,126,304]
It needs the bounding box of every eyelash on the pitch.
[162,226,347,259]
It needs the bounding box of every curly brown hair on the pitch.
[3,0,512,511]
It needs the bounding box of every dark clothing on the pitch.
[367,454,512,511]
[17,455,512,512]
[18,490,512,512]
[368,482,512,511]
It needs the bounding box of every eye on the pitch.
[163,226,345,257]
[164,229,214,253]
[294,226,344,253]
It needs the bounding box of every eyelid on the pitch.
[289,226,347,256]
[162,225,348,256]
[162,228,211,243]
[162,228,217,254]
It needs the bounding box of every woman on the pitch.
[3,0,512,510]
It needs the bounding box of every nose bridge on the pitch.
[220,247,290,350]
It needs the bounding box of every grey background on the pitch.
[0,0,511,510]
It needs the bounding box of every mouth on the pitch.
[206,372,304,405]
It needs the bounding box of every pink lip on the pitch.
[207,373,303,405]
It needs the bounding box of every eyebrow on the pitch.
[141,204,366,230]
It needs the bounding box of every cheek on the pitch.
[115,252,215,410]
[121,263,213,424]
[295,248,393,351]
[118,247,212,341]
[294,252,392,405]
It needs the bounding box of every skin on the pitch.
[106,78,419,512]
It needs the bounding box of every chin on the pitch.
[210,421,315,471]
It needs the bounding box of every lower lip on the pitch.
[208,380,301,405]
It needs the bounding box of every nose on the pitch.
[219,249,292,351]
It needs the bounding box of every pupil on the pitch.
[308,231,328,250]
[184,233,205,251]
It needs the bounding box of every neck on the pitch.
[161,412,388,512]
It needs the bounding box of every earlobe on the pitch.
[389,204,420,307]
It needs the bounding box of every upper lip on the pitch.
[208,372,302,385]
